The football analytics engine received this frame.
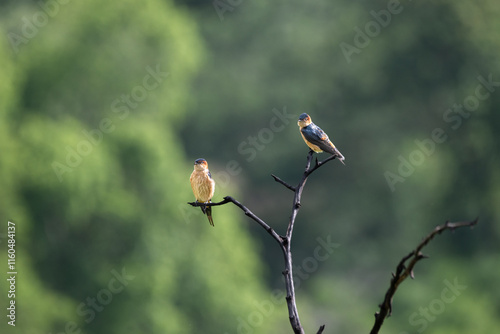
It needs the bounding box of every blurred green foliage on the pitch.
[0,0,499,333]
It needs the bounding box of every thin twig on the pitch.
[306,153,338,177]
[188,196,284,247]
[188,197,232,208]
[370,218,479,334]
[271,174,296,192]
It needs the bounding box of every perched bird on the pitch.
[297,113,345,165]
[190,158,215,226]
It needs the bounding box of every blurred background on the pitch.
[0,0,499,333]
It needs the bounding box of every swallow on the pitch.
[297,113,345,165]
[190,158,215,226]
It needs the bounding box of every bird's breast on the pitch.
[300,132,323,153]
[190,171,215,202]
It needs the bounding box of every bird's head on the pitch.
[297,113,312,128]
[194,158,209,171]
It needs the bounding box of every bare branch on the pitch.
[370,218,479,334]
[306,152,339,176]
[187,151,340,334]
[189,196,284,247]
[274,151,341,334]
[188,198,232,208]
[271,174,296,192]
[189,154,476,334]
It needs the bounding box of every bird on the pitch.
[190,158,215,226]
[297,113,345,165]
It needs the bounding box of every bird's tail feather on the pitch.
[198,202,214,226]
[333,147,345,165]
[206,206,214,227]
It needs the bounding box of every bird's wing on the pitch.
[301,124,331,147]
[302,124,342,156]
[302,124,345,162]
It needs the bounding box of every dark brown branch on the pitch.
[370,218,479,334]
[272,174,296,192]
[189,196,284,248]
[306,152,339,176]
[188,198,232,207]
[276,151,340,334]
[188,151,340,334]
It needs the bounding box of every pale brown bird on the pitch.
[190,158,215,226]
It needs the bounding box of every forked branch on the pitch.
[189,154,477,334]
[188,151,340,334]
[370,218,479,334]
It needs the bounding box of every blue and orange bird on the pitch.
[190,158,215,226]
[297,113,345,165]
